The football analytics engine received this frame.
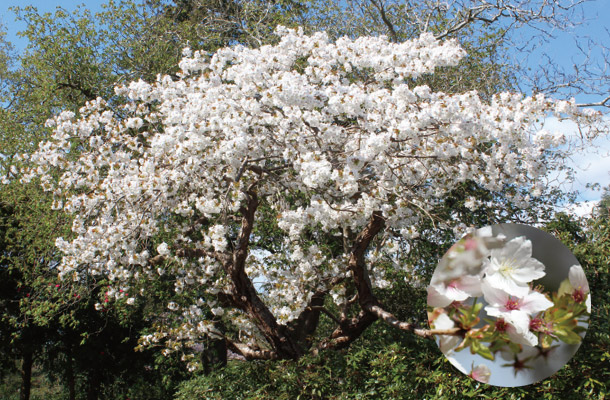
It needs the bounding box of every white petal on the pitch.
[485,305,503,318]
[504,312,539,346]
[481,279,509,306]
[457,275,483,297]
[433,313,461,353]
[507,325,538,346]
[510,258,546,283]
[491,236,529,264]
[506,310,530,333]
[521,291,553,314]
[427,285,452,308]
[444,285,471,302]
[433,312,455,330]
[484,273,530,298]
[507,236,533,261]
[568,264,589,293]
[439,334,462,354]
[470,364,491,383]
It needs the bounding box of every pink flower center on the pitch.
[505,297,521,311]
[529,317,553,334]
[529,317,543,331]
[495,319,508,333]
[572,289,585,303]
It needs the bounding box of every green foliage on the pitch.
[595,186,610,218]
[176,317,607,399]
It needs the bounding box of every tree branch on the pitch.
[287,290,326,343]
[368,0,398,43]
[226,187,304,359]
[341,211,464,344]
[365,304,464,338]
[315,310,377,353]
[577,95,610,108]
[225,338,277,360]
[349,211,385,309]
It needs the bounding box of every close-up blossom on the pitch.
[469,364,492,383]
[482,281,553,319]
[427,275,483,308]
[559,264,591,313]
[482,281,553,345]
[483,236,546,297]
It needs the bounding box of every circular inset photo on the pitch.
[426,224,591,387]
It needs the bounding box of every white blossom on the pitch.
[483,236,546,297]
[469,364,491,383]
[431,312,462,354]
[157,242,171,256]
[558,264,591,313]
[482,281,553,346]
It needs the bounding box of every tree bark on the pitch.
[65,344,76,400]
[86,370,100,400]
[19,350,33,400]
[226,188,304,359]
[349,211,385,311]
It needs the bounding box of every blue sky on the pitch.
[1,1,107,50]
[1,0,609,206]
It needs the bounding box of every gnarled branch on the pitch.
[226,188,304,359]
[225,338,277,361]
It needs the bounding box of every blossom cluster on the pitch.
[428,231,591,382]
[21,26,600,358]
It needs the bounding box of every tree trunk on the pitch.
[19,350,33,400]
[65,345,76,400]
[202,335,228,375]
[86,370,100,400]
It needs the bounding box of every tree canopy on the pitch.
[22,26,604,367]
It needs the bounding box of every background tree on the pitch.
[595,185,610,218]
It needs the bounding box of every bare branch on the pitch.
[365,304,464,338]
[368,0,398,43]
[577,95,610,108]
[225,338,277,361]
[307,306,342,325]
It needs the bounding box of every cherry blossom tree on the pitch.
[22,26,604,367]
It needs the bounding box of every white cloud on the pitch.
[542,116,610,202]
[558,200,599,218]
